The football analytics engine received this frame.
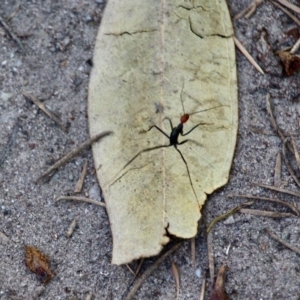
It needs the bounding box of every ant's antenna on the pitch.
[189,104,228,116]
[180,80,186,115]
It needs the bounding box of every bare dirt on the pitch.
[1,0,300,299]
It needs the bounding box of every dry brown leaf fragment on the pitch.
[278,50,300,76]
[25,245,54,284]
[210,265,228,300]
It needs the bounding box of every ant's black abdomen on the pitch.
[170,123,183,145]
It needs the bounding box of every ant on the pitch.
[121,84,225,199]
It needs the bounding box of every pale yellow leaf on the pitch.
[88,0,238,265]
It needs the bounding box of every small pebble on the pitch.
[195,268,202,279]
[224,215,235,225]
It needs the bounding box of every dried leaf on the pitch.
[278,51,300,76]
[210,265,228,300]
[25,245,54,284]
[88,0,238,264]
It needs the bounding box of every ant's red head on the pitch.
[180,114,189,124]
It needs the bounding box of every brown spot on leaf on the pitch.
[25,245,54,284]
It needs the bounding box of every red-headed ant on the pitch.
[121,84,225,199]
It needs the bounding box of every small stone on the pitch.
[224,215,235,225]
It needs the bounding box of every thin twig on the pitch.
[171,261,180,300]
[233,36,264,74]
[22,93,68,132]
[36,131,112,183]
[234,0,263,20]
[85,291,93,300]
[255,183,300,198]
[266,229,300,255]
[6,3,20,22]
[227,194,300,216]
[74,160,88,193]
[0,121,19,167]
[290,37,300,54]
[66,218,77,238]
[124,242,183,300]
[207,201,254,233]
[56,196,106,207]
[271,1,300,26]
[199,277,206,300]
[207,232,214,282]
[276,0,300,14]
[0,14,25,51]
[240,208,294,218]
[191,237,196,268]
[282,138,300,188]
[134,259,144,277]
[266,94,286,144]
[291,138,300,171]
[126,264,136,276]
[274,152,282,187]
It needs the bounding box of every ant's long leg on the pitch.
[148,117,174,138]
[182,122,210,136]
[178,139,202,147]
[163,117,174,130]
[123,144,172,170]
[148,125,169,139]
[174,145,198,202]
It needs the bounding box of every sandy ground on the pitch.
[1,0,300,299]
